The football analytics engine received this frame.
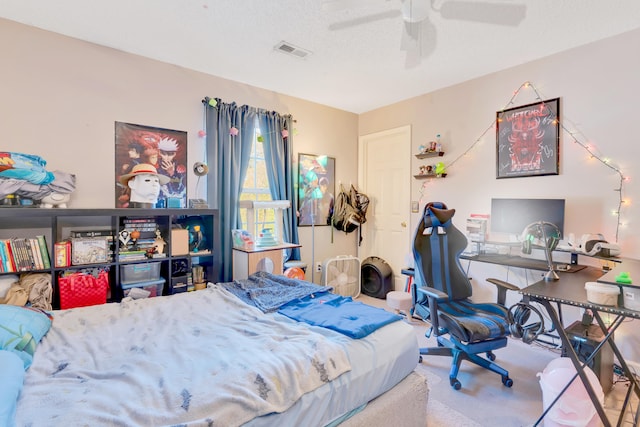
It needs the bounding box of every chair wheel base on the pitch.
[502,376,513,387]
[449,377,462,390]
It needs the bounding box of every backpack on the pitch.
[331,184,369,243]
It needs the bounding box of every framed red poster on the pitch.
[496,98,560,179]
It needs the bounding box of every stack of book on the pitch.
[0,235,51,272]
[120,217,162,258]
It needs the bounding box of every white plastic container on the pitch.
[584,282,620,306]
[622,286,640,311]
[538,357,604,427]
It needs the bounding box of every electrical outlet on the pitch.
[315,262,322,273]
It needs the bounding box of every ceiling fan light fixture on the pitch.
[401,0,429,23]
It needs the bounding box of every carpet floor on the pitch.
[358,294,639,427]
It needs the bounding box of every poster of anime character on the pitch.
[297,153,335,226]
[115,122,187,208]
[496,98,560,179]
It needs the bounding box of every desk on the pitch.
[521,267,640,426]
[461,253,587,273]
[232,243,301,280]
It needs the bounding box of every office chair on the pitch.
[412,202,519,390]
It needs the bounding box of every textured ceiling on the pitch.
[2,0,640,113]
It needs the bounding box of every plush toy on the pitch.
[40,193,71,208]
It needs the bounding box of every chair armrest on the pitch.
[416,286,448,301]
[415,286,448,333]
[486,278,520,306]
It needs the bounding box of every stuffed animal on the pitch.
[40,193,70,208]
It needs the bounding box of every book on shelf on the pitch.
[29,238,43,270]
[2,240,17,272]
[70,229,114,238]
[36,235,51,269]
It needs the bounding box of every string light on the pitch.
[443,81,628,242]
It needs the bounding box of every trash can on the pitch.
[537,357,604,427]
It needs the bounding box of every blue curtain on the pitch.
[204,99,300,281]
[205,100,254,281]
[259,112,301,262]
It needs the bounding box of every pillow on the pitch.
[0,305,52,369]
[0,350,25,427]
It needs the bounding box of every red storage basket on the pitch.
[58,270,109,309]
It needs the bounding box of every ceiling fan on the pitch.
[325,0,527,67]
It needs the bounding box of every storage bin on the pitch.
[538,357,603,427]
[120,262,161,284]
[622,286,640,311]
[121,278,165,298]
[584,281,620,306]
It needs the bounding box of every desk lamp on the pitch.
[523,221,560,281]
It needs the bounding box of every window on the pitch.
[240,128,273,237]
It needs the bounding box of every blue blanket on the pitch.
[219,272,332,313]
[220,272,402,338]
[278,293,402,339]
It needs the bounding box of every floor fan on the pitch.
[322,255,361,298]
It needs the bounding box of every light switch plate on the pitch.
[411,201,419,213]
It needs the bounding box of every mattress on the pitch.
[12,285,419,426]
[247,311,420,426]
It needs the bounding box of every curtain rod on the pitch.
[201,96,296,122]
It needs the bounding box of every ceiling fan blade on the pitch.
[401,18,437,66]
[437,1,527,26]
[328,9,401,31]
[322,0,393,12]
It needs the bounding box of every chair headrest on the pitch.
[423,202,456,228]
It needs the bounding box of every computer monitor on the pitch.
[490,198,565,238]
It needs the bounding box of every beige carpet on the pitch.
[358,295,638,426]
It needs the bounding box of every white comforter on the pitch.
[15,286,352,426]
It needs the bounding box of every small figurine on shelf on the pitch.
[129,229,141,251]
[188,225,204,252]
[435,162,447,177]
[153,228,166,255]
[118,229,131,249]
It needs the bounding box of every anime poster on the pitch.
[297,153,335,226]
[496,98,560,178]
[115,122,187,208]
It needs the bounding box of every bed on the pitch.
[4,273,427,426]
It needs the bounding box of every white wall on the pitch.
[359,28,640,363]
[0,18,360,282]
[360,28,640,259]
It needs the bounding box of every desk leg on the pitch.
[534,298,611,427]
[592,311,640,423]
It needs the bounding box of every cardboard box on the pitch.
[171,229,189,255]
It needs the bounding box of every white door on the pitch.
[358,125,411,291]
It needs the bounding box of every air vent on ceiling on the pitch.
[274,41,312,59]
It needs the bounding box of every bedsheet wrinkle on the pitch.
[15,286,351,427]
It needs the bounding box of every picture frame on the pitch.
[297,153,336,226]
[496,98,560,179]
[115,122,188,208]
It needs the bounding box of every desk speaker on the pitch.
[562,321,613,394]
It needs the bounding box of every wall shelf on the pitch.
[415,151,444,159]
[414,173,447,180]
